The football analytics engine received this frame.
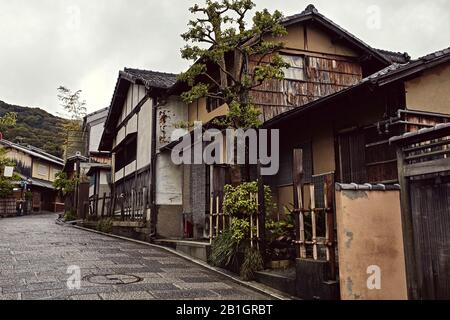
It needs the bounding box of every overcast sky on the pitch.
[0,0,449,117]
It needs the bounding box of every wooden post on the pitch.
[396,146,419,299]
[310,185,318,260]
[120,196,125,221]
[324,175,336,280]
[250,212,254,248]
[101,193,107,218]
[257,163,266,261]
[209,195,214,244]
[216,196,220,237]
[293,149,306,259]
[256,193,260,250]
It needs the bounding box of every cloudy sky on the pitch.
[0,0,449,117]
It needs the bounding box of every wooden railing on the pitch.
[88,188,148,222]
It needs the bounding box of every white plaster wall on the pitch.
[100,171,109,185]
[137,99,153,170]
[157,96,188,149]
[115,169,124,182]
[89,122,105,153]
[127,114,138,135]
[156,152,183,206]
[125,160,137,177]
[116,127,126,147]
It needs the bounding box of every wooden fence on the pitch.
[208,192,262,249]
[88,187,149,222]
[0,198,16,217]
[293,149,337,278]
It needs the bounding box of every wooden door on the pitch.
[337,130,367,184]
[410,176,450,299]
[33,191,41,212]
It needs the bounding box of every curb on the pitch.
[68,223,294,300]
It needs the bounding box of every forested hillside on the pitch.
[0,100,66,158]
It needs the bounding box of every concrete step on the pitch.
[154,239,211,262]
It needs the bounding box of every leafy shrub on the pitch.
[209,229,239,268]
[96,218,113,233]
[64,210,78,222]
[222,182,275,218]
[240,247,264,281]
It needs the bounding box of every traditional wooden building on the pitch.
[0,139,64,213]
[98,68,184,238]
[263,47,450,299]
[161,4,410,241]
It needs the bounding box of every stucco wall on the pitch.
[335,188,408,300]
[157,205,183,238]
[188,98,229,124]
[156,152,183,206]
[89,122,105,153]
[267,24,358,58]
[405,62,450,115]
[137,99,152,170]
[157,96,188,149]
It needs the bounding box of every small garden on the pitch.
[209,181,296,281]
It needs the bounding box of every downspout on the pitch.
[150,96,159,239]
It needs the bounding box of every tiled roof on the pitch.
[375,49,411,64]
[389,122,450,144]
[0,139,64,166]
[122,68,178,89]
[363,47,450,84]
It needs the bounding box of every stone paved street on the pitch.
[0,214,270,300]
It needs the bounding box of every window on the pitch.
[281,54,305,81]
[206,96,222,113]
[115,135,137,172]
[38,164,48,177]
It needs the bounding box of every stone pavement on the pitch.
[0,214,270,300]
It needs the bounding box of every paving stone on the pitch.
[99,291,155,300]
[150,289,216,300]
[70,294,102,300]
[175,282,233,290]
[0,214,270,301]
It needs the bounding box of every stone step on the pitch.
[255,269,297,297]
[154,239,211,262]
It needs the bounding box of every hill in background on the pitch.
[0,100,66,158]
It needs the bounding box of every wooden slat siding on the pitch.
[411,178,450,299]
[113,167,151,221]
[248,54,362,122]
[338,130,367,184]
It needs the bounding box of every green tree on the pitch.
[53,172,78,213]
[57,86,87,158]
[0,148,20,199]
[179,0,289,130]
[0,112,17,128]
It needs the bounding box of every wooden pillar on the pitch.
[293,149,306,259]
[257,162,266,261]
[396,146,419,299]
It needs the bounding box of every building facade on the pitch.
[0,139,64,213]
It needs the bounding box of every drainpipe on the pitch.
[150,96,159,239]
